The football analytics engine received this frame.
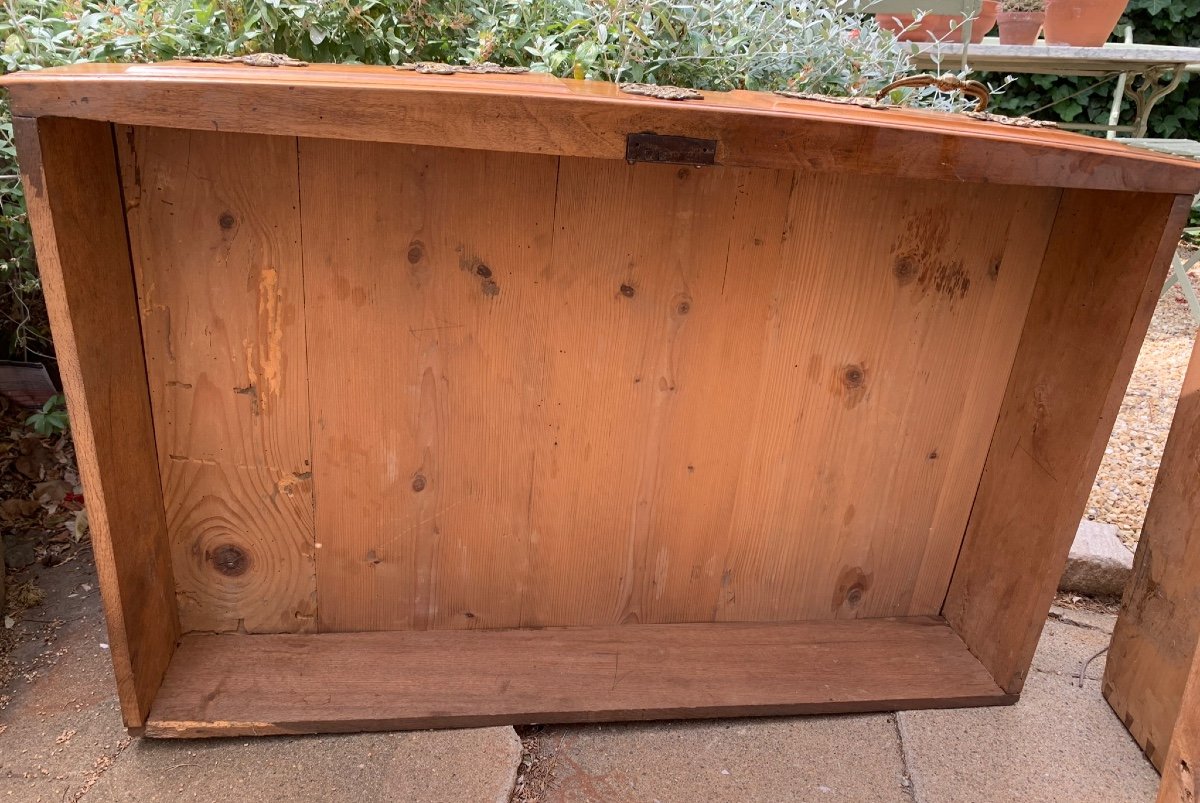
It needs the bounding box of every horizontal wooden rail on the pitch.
[4,62,1200,195]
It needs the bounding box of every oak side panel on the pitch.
[1159,655,1200,801]
[12,116,178,727]
[943,190,1193,694]
[1105,335,1200,772]
[117,127,316,634]
[300,141,560,632]
[143,617,1011,737]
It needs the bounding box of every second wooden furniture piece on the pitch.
[4,62,1199,737]
[1105,325,1200,796]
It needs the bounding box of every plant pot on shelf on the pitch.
[877,0,999,43]
[997,10,1044,44]
[1043,0,1127,46]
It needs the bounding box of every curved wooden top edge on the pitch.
[5,62,1200,195]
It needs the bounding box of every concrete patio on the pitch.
[0,552,1160,803]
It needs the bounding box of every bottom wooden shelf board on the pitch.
[144,616,1013,737]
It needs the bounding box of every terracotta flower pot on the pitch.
[1043,0,1128,46]
[996,11,1044,44]
[877,0,999,43]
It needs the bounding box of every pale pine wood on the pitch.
[12,117,178,727]
[9,69,1198,736]
[299,140,560,631]
[300,141,1054,630]
[117,127,316,634]
[1159,657,1200,802]
[1105,334,1200,772]
[943,191,1194,694]
[908,187,1063,611]
[4,63,1200,195]
[142,616,1013,737]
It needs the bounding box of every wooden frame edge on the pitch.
[12,115,180,727]
[942,190,1193,694]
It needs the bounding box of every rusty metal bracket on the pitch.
[876,74,990,112]
[626,133,718,166]
[394,62,530,75]
[181,53,308,67]
[620,83,703,101]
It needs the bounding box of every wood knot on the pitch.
[619,284,636,298]
[893,256,917,285]
[407,241,424,264]
[209,544,249,577]
[675,300,691,316]
[833,566,873,611]
[218,212,236,230]
[475,264,493,279]
[411,474,427,493]
[842,364,866,389]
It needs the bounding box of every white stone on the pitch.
[1059,519,1134,598]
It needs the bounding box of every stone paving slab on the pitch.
[536,715,910,802]
[0,559,522,803]
[85,728,521,803]
[897,618,1159,803]
[0,554,1162,803]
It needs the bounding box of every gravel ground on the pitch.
[1085,246,1199,549]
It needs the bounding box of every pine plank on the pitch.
[298,142,1053,630]
[4,63,1200,195]
[12,117,178,727]
[943,191,1194,694]
[1159,655,1200,801]
[1105,332,1200,772]
[299,140,559,631]
[117,127,316,634]
[143,616,1012,737]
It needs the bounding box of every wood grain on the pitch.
[299,141,1054,631]
[118,127,316,634]
[1105,333,1200,772]
[1158,655,1200,802]
[4,63,1200,195]
[943,191,1194,695]
[299,140,559,631]
[143,616,1012,737]
[12,117,178,727]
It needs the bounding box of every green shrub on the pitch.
[1,0,920,362]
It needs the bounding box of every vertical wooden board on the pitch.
[13,117,178,727]
[908,186,1064,612]
[707,176,1050,623]
[300,140,558,632]
[117,127,315,634]
[1159,655,1200,802]
[299,146,1057,631]
[944,191,1192,694]
[1105,334,1200,772]
[526,166,1049,626]
[519,159,779,627]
